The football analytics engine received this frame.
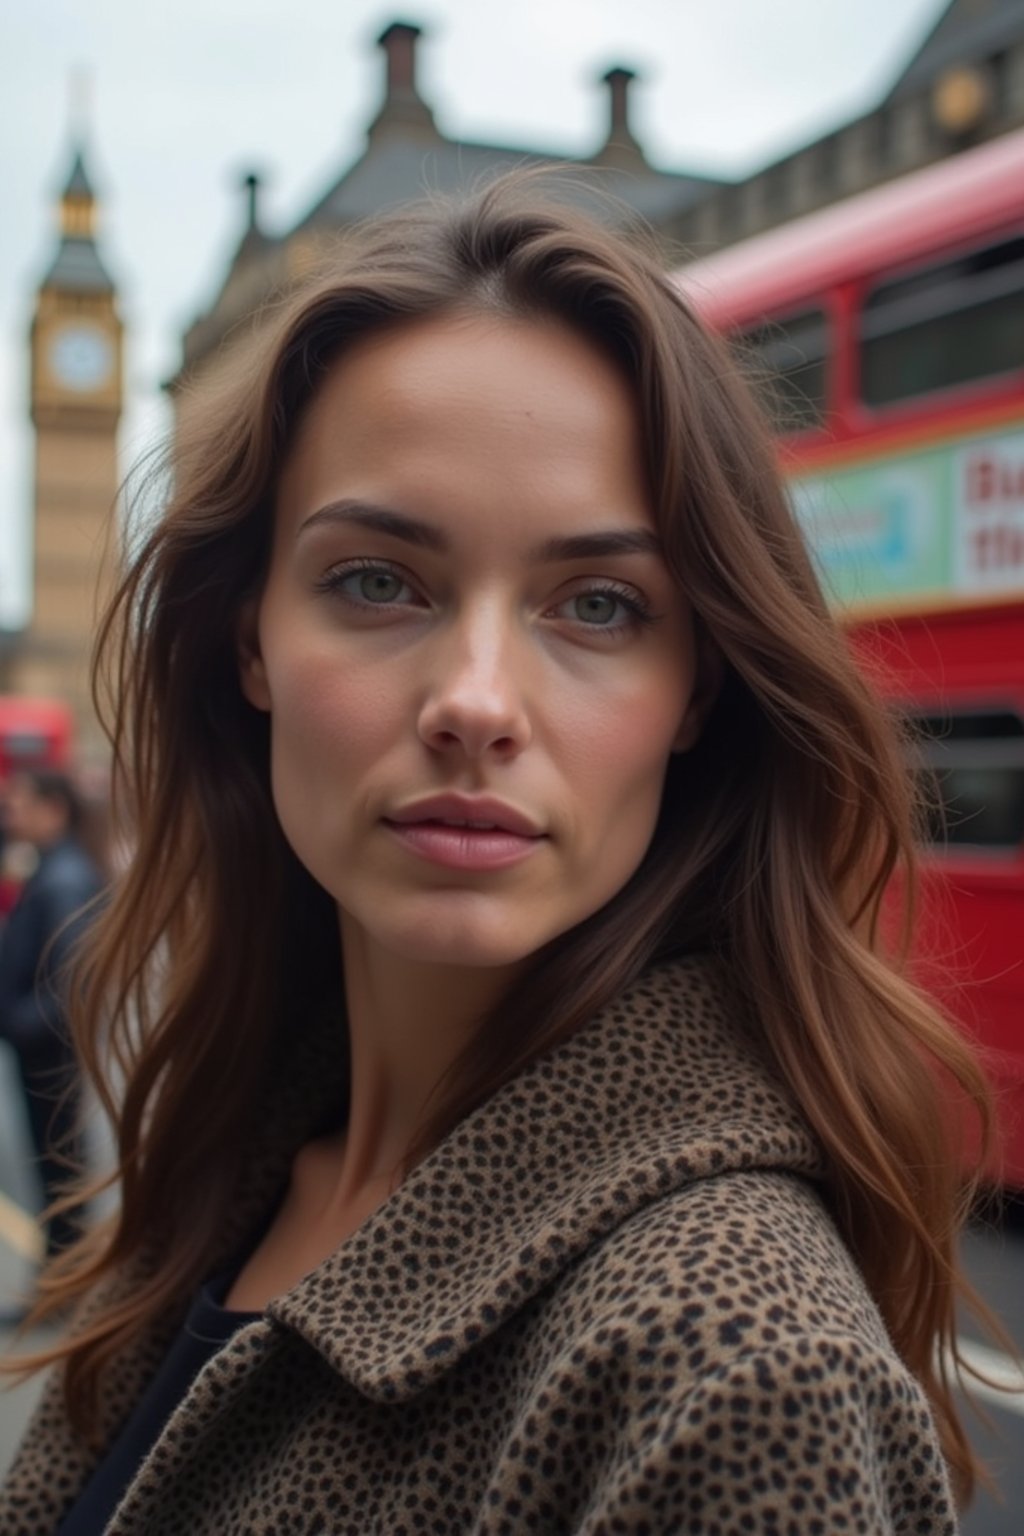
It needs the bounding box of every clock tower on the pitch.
[21,142,123,758]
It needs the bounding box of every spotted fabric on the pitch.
[0,957,957,1533]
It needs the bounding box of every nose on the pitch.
[417,598,532,762]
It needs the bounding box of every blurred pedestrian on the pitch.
[0,770,102,1267]
[0,179,999,1533]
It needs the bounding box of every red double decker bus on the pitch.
[678,127,1024,1187]
[0,696,73,781]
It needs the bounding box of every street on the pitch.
[0,1047,1021,1528]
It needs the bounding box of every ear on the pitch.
[672,629,725,754]
[237,596,272,712]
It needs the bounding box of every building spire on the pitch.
[68,62,92,137]
[243,171,262,234]
[60,147,97,237]
[40,107,114,295]
[232,168,269,261]
[56,64,99,240]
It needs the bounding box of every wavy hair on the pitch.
[9,175,997,1502]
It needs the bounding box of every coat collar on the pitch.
[265,956,824,1400]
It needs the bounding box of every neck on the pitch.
[330,919,520,1200]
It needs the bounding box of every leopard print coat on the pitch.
[0,957,957,1534]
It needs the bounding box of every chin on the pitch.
[351,891,552,971]
[377,922,539,971]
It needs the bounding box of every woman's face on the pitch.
[241,312,705,971]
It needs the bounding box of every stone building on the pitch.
[173,2,1024,403]
[14,0,1024,749]
[170,20,723,407]
[671,0,1024,253]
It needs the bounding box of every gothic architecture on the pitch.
[172,2,1024,403]
[169,19,721,409]
[670,0,1024,252]
[11,0,1024,751]
[19,147,123,757]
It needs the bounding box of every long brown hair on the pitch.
[11,175,997,1501]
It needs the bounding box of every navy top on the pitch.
[56,1275,261,1535]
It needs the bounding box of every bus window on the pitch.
[861,234,1024,408]
[3,732,52,764]
[732,307,828,433]
[0,698,74,780]
[907,707,1024,851]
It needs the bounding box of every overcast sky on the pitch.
[0,0,943,626]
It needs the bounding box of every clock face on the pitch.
[48,323,114,392]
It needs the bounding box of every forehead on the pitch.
[304,310,632,424]
[275,312,649,529]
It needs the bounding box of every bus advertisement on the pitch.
[678,126,1024,1188]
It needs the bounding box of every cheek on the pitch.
[257,620,401,818]
[259,633,407,900]
[554,662,693,816]
[543,674,681,933]
[271,661,378,759]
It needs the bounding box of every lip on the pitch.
[385,794,544,839]
[383,794,547,872]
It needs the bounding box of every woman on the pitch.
[0,178,995,1533]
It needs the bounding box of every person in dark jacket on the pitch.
[0,769,103,1261]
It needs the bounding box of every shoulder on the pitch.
[36,841,102,906]
[0,872,48,967]
[514,1172,955,1530]
[545,1168,891,1373]
[580,1324,955,1533]
[0,1265,182,1530]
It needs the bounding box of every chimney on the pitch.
[242,171,262,235]
[232,169,267,261]
[596,66,647,164]
[369,20,437,137]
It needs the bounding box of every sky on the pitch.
[0,0,944,627]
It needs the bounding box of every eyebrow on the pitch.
[298,500,663,562]
[299,501,447,551]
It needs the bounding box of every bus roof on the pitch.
[0,696,73,729]
[676,127,1024,328]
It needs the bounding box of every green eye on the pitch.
[574,592,620,625]
[358,570,405,603]
[321,561,420,610]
